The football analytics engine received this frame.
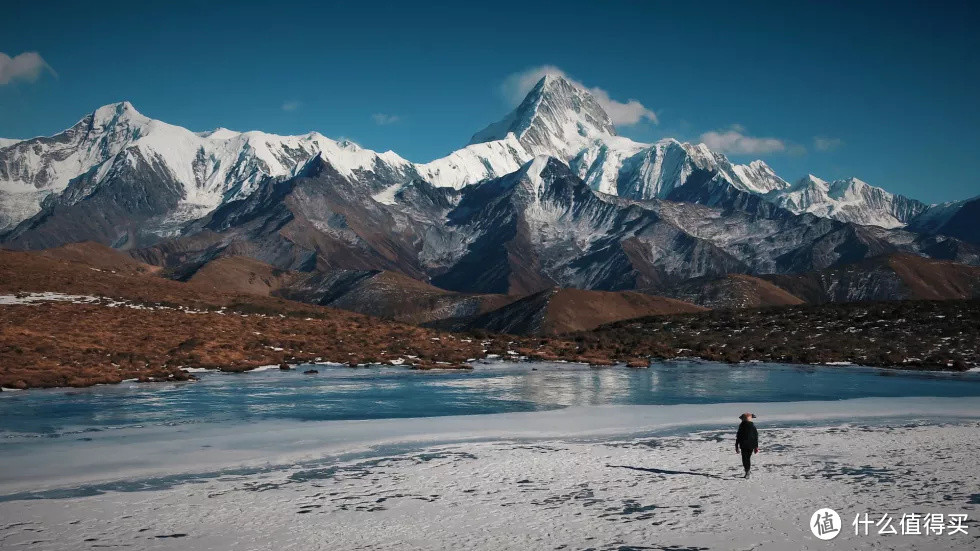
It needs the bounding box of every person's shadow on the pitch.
[607,464,723,479]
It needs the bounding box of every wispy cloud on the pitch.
[0,51,55,85]
[281,100,301,112]
[813,136,843,152]
[371,113,400,125]
[500,65,657,126]
[699,125,792,155]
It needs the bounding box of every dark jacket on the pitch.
[736,420,758,450]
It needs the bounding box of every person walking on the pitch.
[735,412,758,478]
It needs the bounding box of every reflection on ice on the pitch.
[2,360,980,441]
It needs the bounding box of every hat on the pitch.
[739,412,754,420]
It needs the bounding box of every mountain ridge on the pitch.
[1,75,953,239]
[2,75,977,300]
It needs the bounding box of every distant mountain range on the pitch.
[1,75,978,322]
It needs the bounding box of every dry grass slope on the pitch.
[2,244,977,389]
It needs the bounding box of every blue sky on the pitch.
[1,0,977,203]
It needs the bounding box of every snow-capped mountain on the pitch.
[0,78,601,239]
[764,174,927,229]
[1,74,976,289]
[731,160,791,194]
[907,195,980,245]
[0,75,938,240]
[469,74,616,160]
[570,137,790,200]
[0,101,416,237]
[416,74,618,190]
[456,75,793,201]
[444,75,921,229]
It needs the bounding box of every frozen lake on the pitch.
[2,361,979,549]
[3,360,980,438]
[1,361,979,496]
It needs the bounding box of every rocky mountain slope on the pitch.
[181,254,515,324]
[763,253,980,303]
[184,255,297,296]
[49,151,976,300]
[651,253,980,309]
[181,243,980,333]
[177,248,709,329]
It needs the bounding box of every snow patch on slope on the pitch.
[418,134,530,190]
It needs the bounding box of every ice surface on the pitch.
[0,400,976,550]
[1,396,977,496]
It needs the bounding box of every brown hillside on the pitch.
[0,245,524,388]
[543,289,706,334]
[187,255,298,296]
[655,273,804,309]
[37,241,159,275]
[182,253,516,324]
[886,254,980,299]
[429,288,705,336]
[307,270,516,324]
[3,243,977,390]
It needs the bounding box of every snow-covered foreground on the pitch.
[1,400,978,550]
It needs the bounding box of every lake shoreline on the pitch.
[2,353,975,393]
[2,294,978,391]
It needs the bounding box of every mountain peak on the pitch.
[89,101,149,131]
[799,174,829,187]
[770,173,927,228]
[92,100,140,118]
[730,159,789,194]
[468,74,615,160]
[538,73,563,86]
[197,127,240,140]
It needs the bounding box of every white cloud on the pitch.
[0,51,55,85]
[500,65,657,126]
[698,126,789,155]
[371,113,400,125]
[813,136,843,151]
[281,100,301,112]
